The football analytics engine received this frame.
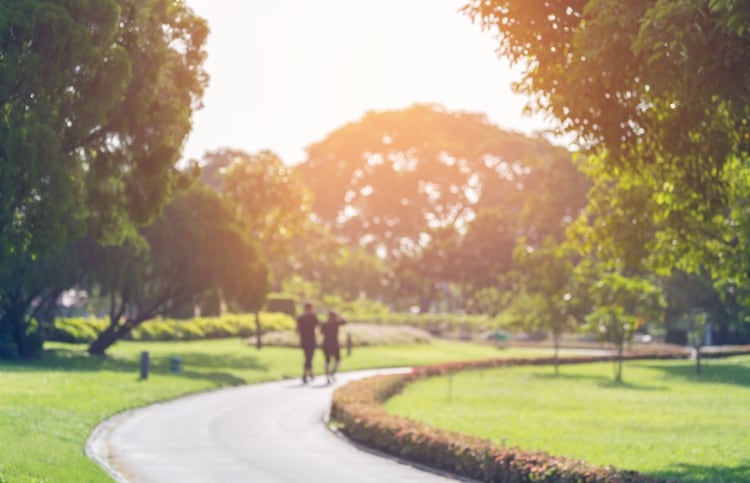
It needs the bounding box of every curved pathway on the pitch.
[87,368,463,482]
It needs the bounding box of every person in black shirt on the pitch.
[321,310,347,384]
[296,302,319,384]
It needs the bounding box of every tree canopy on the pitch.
[199,148,313,286]
[84,186,269,355]
[0,0,208,358]
[464,0,750,345]
[299,103,577,257]
[464,0,750,217]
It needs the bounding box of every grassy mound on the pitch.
[257,323,433,348]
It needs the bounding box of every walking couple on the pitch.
[295,302,347,384]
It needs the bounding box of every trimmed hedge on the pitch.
[49,317,110,343]
[330,351,718,482]
[50,312,296,343]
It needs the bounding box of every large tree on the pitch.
[0,0,207,357]
[299,104,574,256]
[84,186,269,355]
[464,0,750,243]
[466,0,750,343]
[393,226,463,313]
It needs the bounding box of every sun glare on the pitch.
[182,0,548,165]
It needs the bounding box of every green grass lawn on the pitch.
[384,356,750,482]
[0,338,545,482]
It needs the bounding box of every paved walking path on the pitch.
[87,368,462,482]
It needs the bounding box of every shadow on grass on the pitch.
[531,370,668,391]
[0,346,268,387]
[637,357,750,388]
[148,351,269,372]
[0,347,135,372]
[160,369,247,386]
[648,461,750,482]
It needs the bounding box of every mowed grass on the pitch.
[0,338,546,482]
[384,356,750,482]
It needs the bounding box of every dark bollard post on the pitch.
[169,356,182,373]
[346,333,352,356]
[140,351,149,380]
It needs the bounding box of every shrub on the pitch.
[320,295,390,319]
[196,317,237,339]
[50,317,109,343]
[343,312,500,337]
[131,320,174,341]
[51,312,297,343]
[256,312,296,332]
[343,324,432,346]
[176,319,206,339]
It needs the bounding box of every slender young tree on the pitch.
[84,187,269,356]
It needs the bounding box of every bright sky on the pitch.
[181,0,553,166]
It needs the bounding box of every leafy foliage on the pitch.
[299,104,578,256]
[200,149,313,285]
[512,238,583,369]
[0,0,208,358]
[464,0,749,179]
[82,186,269,355]
[583,271,665,381]
[465,0,750,343]
[290,226,392,302]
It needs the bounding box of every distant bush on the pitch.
[257,323,433,348]
[344,312,502,337]
[320,295,390,318]
[50,317,110,343]
[344,324,432,346]
[49,311,561,344]
[51,312,296,343]
[131,320,175,341]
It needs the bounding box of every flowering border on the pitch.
[331,348,749,482]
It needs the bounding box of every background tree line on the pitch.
[2,0,748,362]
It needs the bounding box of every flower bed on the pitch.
[330,352,708,482]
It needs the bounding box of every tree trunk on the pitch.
[88,319,134,356]
[88,325,121,356]
[418,296,432,314]
[254,311,262,350]
[553,332,561,375]
[694,345,702,374]
[0,302,23,359]
[717,318,729,344]
[614,343,624,383]
[0,294,42,359]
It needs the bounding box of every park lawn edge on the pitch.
[0,340,435,480]
[330,347,750,483]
